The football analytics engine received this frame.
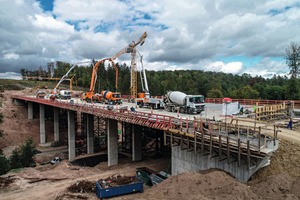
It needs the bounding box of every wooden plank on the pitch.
[194,131,197,153]
[227,136,230,164]
[219,135,222,159]
[209,127,212,156]
[258,127,261,153]
[238,138,241,167]
[247,140,250,170]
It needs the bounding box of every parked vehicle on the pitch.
[164,91,205,114]
[36,91,46,98]
[58,90,71,99]
[101,90,122,105]
[50,157,61,165]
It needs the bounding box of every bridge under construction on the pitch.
[12,95,279,182]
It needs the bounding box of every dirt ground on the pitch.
[1,89,300,200]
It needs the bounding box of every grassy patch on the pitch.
[0,79,57,91]
[9,168,23,173]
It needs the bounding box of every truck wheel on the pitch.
[187,108,191,114]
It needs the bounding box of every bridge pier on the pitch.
[39,104,46,144]
[87,114,94,154]
[107,119,118,166]
[28,102,33,120]
[68,110,76,161]
[132,125,142,161]
[54,107,60,142]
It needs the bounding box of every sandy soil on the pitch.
[1,89,300,200]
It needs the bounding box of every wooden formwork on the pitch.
[255,102,289,121]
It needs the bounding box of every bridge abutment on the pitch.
[171,145,274,182]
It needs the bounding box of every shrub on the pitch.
[0,154,10,175]
[10,148,22,169]
[0,112,3,123]
[20,139,36,167]
[10,139,36,169]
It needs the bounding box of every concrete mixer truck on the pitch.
[101,90,122,105]
[164,91,205,114]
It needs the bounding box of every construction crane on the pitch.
[136,50,164,109]
[52,61,91,94]
[51,61,91,100]
[111,32,147,102]
[84,58,119,103]
[68,74,76,92]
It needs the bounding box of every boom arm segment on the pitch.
[89,58,113,93]
[137,50,149,94]
[52,61,91,94]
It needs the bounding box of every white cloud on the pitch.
[243,57,288,78]
[3,53,19,59]
[0,72,22,80]
[0,0,299,79]
[204,61,243,74]
[31,14,74,32]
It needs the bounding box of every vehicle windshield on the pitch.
[113,93,121,98]
[190,96,204,103]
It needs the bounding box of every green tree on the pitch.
[20,139,36,167]
[286,42,300,78]
[285,77,300,100]
[285,42,300,100]
[0,153,10,175]
[0,113,3,139]
[10,139,36,169]
[264,85,285,100]
[0,112,3,123]
[10,148,22,169]
[207,88,224,98]
[233,86,259,99]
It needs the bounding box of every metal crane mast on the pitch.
[111,32,147,101]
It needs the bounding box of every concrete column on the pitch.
[39,104,46,144]
[28,102,33,120]
[132,125,142,161]
[107,119,118,166]
[54,107,59,142]
[68,110,76,161]
[87,114,94,154]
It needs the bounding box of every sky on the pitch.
[0,0,300,80]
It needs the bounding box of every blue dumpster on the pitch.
[96,177,143,199]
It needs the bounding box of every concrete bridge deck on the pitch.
[12,95,279,182]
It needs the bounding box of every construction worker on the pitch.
[287,118,293,130]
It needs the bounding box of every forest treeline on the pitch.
[20,42,300,100]
[48,60,300,100]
